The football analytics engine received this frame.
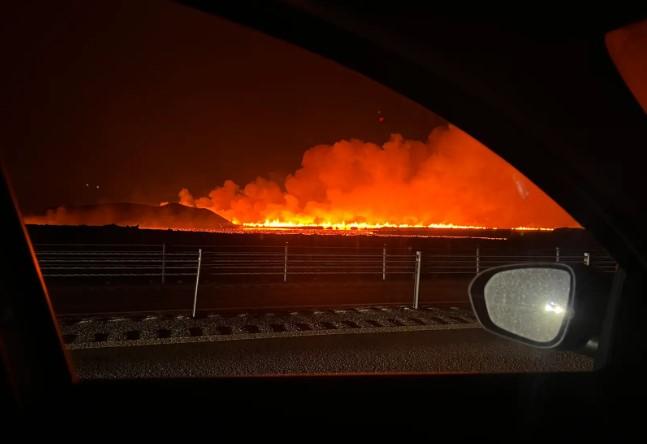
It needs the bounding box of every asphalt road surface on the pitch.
[71,328,593,378]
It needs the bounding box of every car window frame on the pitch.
[1,5,645,431]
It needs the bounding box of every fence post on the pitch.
[583,252,590,266]
[283,242,288,283]
[382,246,387,281]
[192,248,202,319]
[555,247,560,263]
[476,247,480,274]
[161,243,166,285]
[413,251,422,309]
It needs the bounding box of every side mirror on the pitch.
[469,263,611,352]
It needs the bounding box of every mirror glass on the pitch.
[484,268,571,343]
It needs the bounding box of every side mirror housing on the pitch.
[469,263,611,352]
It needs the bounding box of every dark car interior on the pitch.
[1,1,646,439]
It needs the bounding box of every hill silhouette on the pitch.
[25,202,234,230]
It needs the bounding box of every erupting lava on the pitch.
[242,220,554,231]
[178,125,579,230]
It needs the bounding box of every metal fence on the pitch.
[35,243,198,280]
[34,243,617,317]
[35,243,617,280]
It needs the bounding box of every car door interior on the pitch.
[1,2,646,438]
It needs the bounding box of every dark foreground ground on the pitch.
[71,328,593,378]
[49,277,470,315]
[61,303,592,378]
[36,226,602,379]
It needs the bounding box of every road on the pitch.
[70,328,592,378]
[51,277,592,378]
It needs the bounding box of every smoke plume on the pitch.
[178,125,579,228]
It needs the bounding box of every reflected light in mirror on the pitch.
[544,301,565,315]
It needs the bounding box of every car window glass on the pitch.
[606,18,647,113]
[1,1,617,378]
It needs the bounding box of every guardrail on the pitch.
[34,243,617,316]
[35,243,617,280]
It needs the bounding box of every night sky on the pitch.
[1,0,445,215]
